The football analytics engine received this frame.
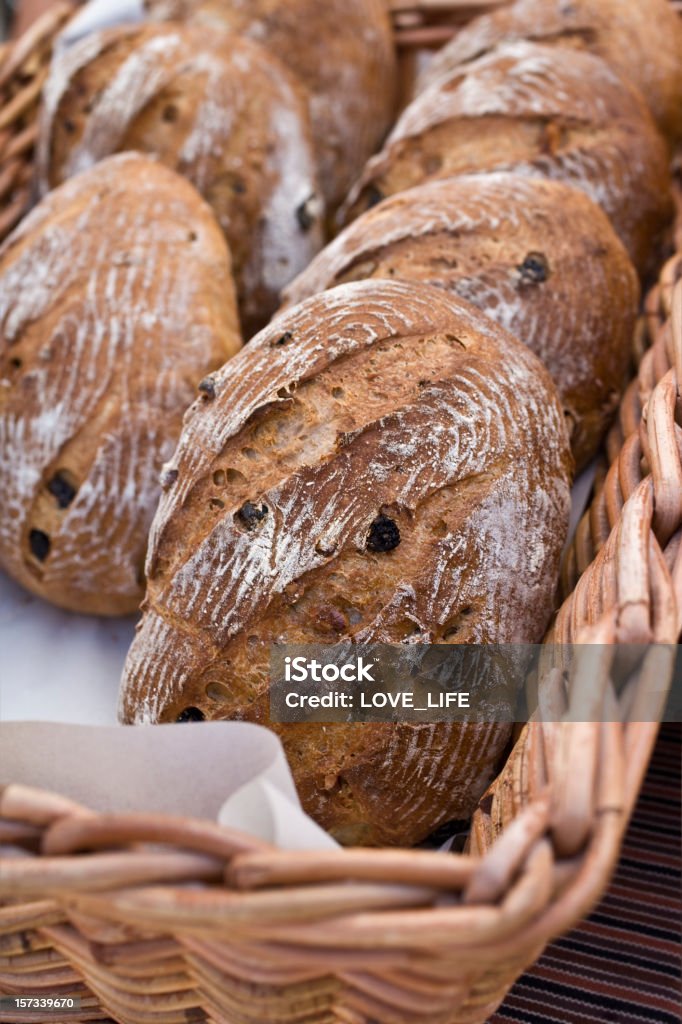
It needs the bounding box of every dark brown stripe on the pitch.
[492,725,681,1023]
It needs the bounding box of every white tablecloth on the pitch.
[0,569,133,725]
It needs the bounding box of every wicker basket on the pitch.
[1,4,681,1023]
[391,0,507,48]
[563,226,682,596]
[0,2,72,241]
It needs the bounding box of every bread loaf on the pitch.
[420,0,682,147]
[144,0,397,207]
[0,153,241,616]
[342,41,672,276]
[37,22,323,337]
[285,174,638,469]
[119,280,572,845]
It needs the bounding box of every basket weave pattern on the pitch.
[0,4,681,1023]
[563,241,682,598]
[0,691,670,1024]
[391,0,508,48]
[0,3,73,241]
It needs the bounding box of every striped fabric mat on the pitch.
[491,724,682,1024]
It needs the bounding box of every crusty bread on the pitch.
[144,0,397,208]
[285,174,639,470]
[119,279,572,846]
[341,41,672,277]
[420,0,682,148]
[0,154,241,616]
[37,22,323,337]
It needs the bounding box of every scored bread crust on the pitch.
[144,0,397,208]
[119,280,572,845]
[0,153,242,616]
[419,0,682,147]
[284,174,639,470]
[36,22,323,337]
[341,41,672,276]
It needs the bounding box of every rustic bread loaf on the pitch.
[36,22,323,337]
[119,280,572,846]
[341,41,672,277]
[420,0,682,148]
[144,0,397,208]
[0,153,241,616]
[285,174,639,470]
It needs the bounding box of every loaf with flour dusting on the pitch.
[285,174,639,470]
[420,0,682,147]
[0,154,241,616]
[37,22,323,337]
[119,280,572,845]
[144,0,397,208]
[342,42,672,276]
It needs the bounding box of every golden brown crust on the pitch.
[119,279,572,845]
[420,0,682,147]
[145,0,398,208]
[37,22,323,337]
[341,42,673,277]
[285,173,639,469]
[0,153,241,616]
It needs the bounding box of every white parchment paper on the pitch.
[0,721,337,850]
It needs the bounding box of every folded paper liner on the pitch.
[0,721,338,850]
